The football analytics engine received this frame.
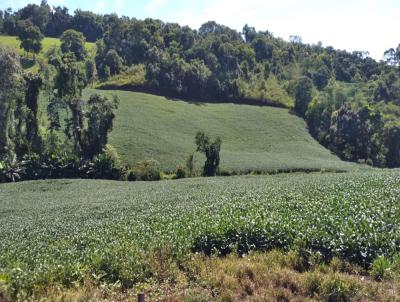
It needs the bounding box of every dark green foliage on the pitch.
[329,103,385,165]
[175,165,186,179]
[312,65,331,90]
[0,46,25,163]
[84,94,119,159]
[195,131,222,177]
[45,6,72,37]
[384,44,400,66]
[60,29,87,61]
[85,59,97,85]
[91,145,124,180]
[70,10,103,43]
[185,154,195,177]
[18,1,50,33]
[50,52,86,155]
[17,23,44,56]
[127,159,161,181]
[383,123,400,168]
[23,73,42,153]
[252,37,273,61]
[104,49,124,76]
[294,76,313,117]
[373,71,400,105]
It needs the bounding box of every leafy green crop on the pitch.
[82,89,361,173]
[0,171,399,296]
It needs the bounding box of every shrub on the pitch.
[302,272,322,297]
[320,275,357,302]
[195,131,222,177]
[391,254,400,274]
[185,154,195,177]
[370,256,391,281]
[128,159,161,181]
[91,145,124,180]
[175,166,186,179]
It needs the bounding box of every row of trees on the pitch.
[0,29,119,181]
[303,84,400,168]
[0,1,104,41]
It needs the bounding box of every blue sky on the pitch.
[1,0,399,60]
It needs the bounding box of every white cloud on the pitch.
[145,0,168,14]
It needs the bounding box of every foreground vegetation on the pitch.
[89,89,358,173]
[1,171,400,300]
[4,251,399,302]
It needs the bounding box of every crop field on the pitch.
[1,171,399,298]
[84,89,360,173]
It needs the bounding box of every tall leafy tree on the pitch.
[50,52,87,155]
[17,24,44,57]
[60,29,87,61]
[71,10,103,42]
[84,94,119,159]
[24,73,43,153]
[0,46,25,162]
[45,6,72,37]
[294,76,313,117]
[195,131,222,177]
[383,123,400,167]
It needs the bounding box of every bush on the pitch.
[370,256,391,281]
[320,275,358,302]
[127,159,161,181]
[91,145,124,180]
[175,166,186,179]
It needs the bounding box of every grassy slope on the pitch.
[0,35,62,54]
[0,35,95,70]
[86,89,359,172]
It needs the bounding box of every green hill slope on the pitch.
[0,35,95,70]
[86,89,359,173]
[0,35,61,54]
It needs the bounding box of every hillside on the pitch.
[85,89,360,173]
[0,35,61,54]
[0,35,95,70]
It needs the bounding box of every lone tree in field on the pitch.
[195,131,222,177]
[17,24,44,57]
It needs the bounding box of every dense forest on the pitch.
[0,0,400,171]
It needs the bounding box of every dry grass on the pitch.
[12,250,399,302]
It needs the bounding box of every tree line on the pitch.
[0,29,120,182]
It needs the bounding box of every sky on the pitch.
[1,0,399,60]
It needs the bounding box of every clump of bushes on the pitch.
[0,145,126,183]
[175,166,186,179]
[126,159,161,181]
[370,256,392,281]
[90,145,124,180]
